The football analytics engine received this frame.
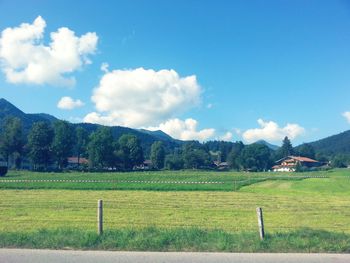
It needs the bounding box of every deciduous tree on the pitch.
[52,120,74,169]
[150,141,165,169]
[27,122,54,170]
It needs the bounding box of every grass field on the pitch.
[0,169,337,191]
[0,169,349,251]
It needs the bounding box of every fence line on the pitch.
[1,198,349,235]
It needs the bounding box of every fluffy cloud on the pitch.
[242,119,305,143]
[84,67,201,127]
[57,96,84,110]
[0,16,98,86]
[148,118,215,142]
[343,112,350,123]
[219,132,233,141]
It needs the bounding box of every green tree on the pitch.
[296,143,315,159]
[52,121,74,169]
[117,134,144,170]
[182,142,211,169]
[75,126,89,165]
[150,141,165,169]
[88,127,115,169]
[0,117,24,168]
[165,153,184,170]
[275,136,294,160]
[227,142,244,170]
[331,154,348,168]
[27,122,54,170]
[239,143,272,171]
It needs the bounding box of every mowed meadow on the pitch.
[0,169,350,252]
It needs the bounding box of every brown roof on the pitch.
[289,156,319,163]
[67,157,89,164]
[276,156,319,164]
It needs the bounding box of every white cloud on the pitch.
[148,118,215,142]
[234,128,242,135]
[219,132,233,141]
[343,112,350,123]
[84,67,202,127]
[57,96,84,110]
[242,119,305,143]
[206,103,213,109]
[0,16,98,86]
[100,62,109,73]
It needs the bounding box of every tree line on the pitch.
[0,117,348,171]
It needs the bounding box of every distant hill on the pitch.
[308,130,350,156]
[2,98,350,158]
[254,140,279,150]
[0,98,181,157]
[0,98,58,133]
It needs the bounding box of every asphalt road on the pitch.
[0,249,349,263]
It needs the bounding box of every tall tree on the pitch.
[239,143,272,171]
[165,153,184,170]
[52,120,74,169]
[27,122,54,170]
[75,126,89,165]
[276,136,294,159]
[0,117,25,168]
[150,141,165,169]
[88,127,115,169]
[182,141,211,169]
[227,142,244,170]
[117,134,144,170]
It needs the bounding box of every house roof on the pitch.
[143,160,152,165]
[276,156,319,164]
[289,156,319,162]
[67,157,89,164]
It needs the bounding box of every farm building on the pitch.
[272,156,322,172]
[213,161,230,170]
[67,157,89,167]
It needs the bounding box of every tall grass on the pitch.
[0,227,349,252]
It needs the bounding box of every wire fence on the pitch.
[1,197,349,234]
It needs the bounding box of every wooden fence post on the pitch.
[256,207,265,240]
[98,199,103,235]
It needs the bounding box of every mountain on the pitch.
[254,140,279,150]
[308,130,350,156]
[0,98,181,157]
[0,98,58,133]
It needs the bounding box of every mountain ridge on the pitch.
[1,98,350,157]
[0,98,181,157]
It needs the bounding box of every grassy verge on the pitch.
[0,227,349,252]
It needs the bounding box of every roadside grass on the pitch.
[0,169,337,191]
[0,227,349,252]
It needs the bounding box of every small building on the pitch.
[67,157,89,168]
[272,156,321,172]
[134,160,152,170]
[214,161,230,170]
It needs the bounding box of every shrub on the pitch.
[0,166,8,177]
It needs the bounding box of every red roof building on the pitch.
[272,156,321,172]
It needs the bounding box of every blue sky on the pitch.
[1,0,350,145]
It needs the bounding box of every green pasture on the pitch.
[0,170,349,233]
[0,169,349,251]
[0,169,340,191]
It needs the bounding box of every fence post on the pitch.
[256,207,265,240]
[98,199,103,235]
